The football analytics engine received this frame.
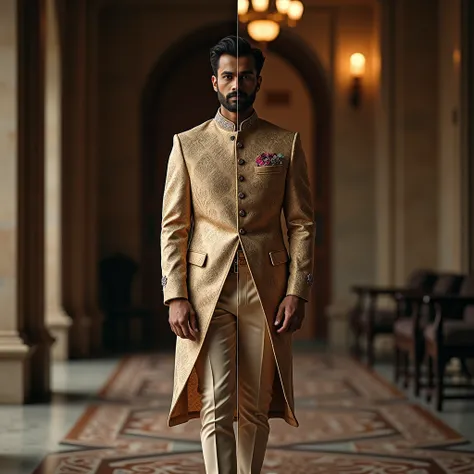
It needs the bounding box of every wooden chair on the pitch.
[350,269,438,366]
[392,273,465,396]
[422,275,474,411]
[99,253,152,352]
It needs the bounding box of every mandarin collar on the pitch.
[214,108,259,132]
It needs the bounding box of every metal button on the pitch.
[230,136,236,141]
[238,159,245,165]
[238,175,245,182]
[239,228,247,235]
[239,210,247,217]
[238,192,246,199]
[237,141,244,148]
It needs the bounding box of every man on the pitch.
[161,35,314,473]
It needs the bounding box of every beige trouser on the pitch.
[195,254,276,474]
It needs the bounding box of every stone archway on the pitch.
[141,23,332,346]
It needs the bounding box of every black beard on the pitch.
[217,88,257,113]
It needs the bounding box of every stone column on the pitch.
[374,0,396,286]
[393,0,439,282]
[0,0,52,403]
[45,0,72,360]
[85,2,104,355]
[0,0,32,403]
[375,0,439,285]
[60,0,92,358]
[461,0,474,272]
[373,0,439,355]
[437,0,462,272]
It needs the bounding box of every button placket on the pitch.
[236,135,248,234]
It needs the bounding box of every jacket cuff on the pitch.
[286,293,309,303]
[286,273,314,302]
[162,277,188,306]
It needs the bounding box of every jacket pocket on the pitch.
[255,165,284,174]
[187,250,207,267]
[269,249,289,266]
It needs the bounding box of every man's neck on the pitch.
[219,106,254,125]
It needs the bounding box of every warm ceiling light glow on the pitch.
[288,0,304,20]
[350,53,366,76]
[247,20,280,42]
[238,0,250,15]
[276,0,291,14]
[252,0,270,12]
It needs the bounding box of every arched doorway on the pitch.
[141,23,332,349]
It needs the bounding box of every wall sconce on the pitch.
[349,53,365,108]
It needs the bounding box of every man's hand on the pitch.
[274,295,305,334]
[169,298,199,341]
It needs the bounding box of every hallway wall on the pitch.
[374,0,439,289]
[438,0,463,271]
[97,1,235,301]
[0,0,468,360]
[96,0,378,306]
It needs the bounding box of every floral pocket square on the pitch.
[255,152,285,167]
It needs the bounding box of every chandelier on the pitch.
[238,0,304,43]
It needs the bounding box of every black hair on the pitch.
[210,35,265,76]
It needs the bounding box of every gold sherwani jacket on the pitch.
[161,110,315,427]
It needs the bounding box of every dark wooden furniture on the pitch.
[422,275,474,411]
[350,269,438,366]
[99,253,152,352]
[393,273,464,395]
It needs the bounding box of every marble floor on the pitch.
[0,359,119,474]
[374,360,474,451]
[0,348,473,474]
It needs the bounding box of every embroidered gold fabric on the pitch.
[161,111,315,427]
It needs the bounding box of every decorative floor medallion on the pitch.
[32,352,472,474]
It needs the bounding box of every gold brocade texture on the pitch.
[160,111,315,427]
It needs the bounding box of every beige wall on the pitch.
[438,0,463,271]
[394,0,439,282]
[375,0,442,288]
[96,0,378,304]
[332,5,377,299]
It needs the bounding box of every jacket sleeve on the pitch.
[283,132,315,302]
[160,134,192,306]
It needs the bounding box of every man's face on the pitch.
[212,54,262,113]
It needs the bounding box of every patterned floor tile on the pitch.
[62,402,465,450]
[98,355,174,404]
[33,448,474,473]
[270,403,465,448]
[99,353,405,407]
[124,409,202,441]
[293,354,405,403]
[32,450,202,474]
[62,404,183,448]
[30,352,473,473]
